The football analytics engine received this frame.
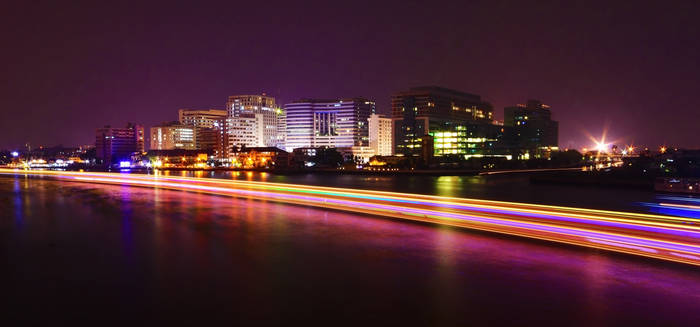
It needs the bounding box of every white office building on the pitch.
[284,98,374,152]
[368,114,393,156]
[228,113,264,148]
[225,94,284,152]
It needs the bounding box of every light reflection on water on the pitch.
[639,195,700,219]
[2,175,700,325]
[155,170,659,213]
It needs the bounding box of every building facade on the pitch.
[150,122,196,150]
[225,94,284,156]
[284,98,374,152]
[368,114,393,156]
[504,99,559,159]
[391,86,493,156]
[178,108,227,129]
[229,147,289,168]
[429,123,513,160]
[228,113,264,148]
[95,123,145,164]
[276,109,287,150]
[194,127,222,153]
[147,149,211,169]
[178,108,226,153]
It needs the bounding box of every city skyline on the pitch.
[0,87,672,153]
[2,1,699,150]
[3,2,700,324]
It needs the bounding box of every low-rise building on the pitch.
[229,147,289,168]
[337,146,375,164]
[291,147,344,168]
[147,149,211,169]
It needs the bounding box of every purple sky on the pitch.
[1,1,699,150]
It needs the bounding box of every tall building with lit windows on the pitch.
[95,123,144,164]
[150,122,196,150]
[178,108,227,129]
[391,86,493,156]
[276,110,286,150]
[178,108,226,153]
[284,98,374,152]
[225,94,284,156]
[228,113,264,148]
[429,123,513,160]
[368,114,393,156]
[504,99,558,158]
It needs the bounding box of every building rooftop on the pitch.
[395,86,482,101]
[288,97,372,104]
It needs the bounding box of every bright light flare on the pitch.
[582,123,623,154]
[594,142,609,153]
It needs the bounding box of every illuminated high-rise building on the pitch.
[284,98,374,152]
[368,114,393,156]
[225,94,284,156]
[276,108,286,150]
[95,123,144,164]
[228,113,264,148]
[429,123,513,160]
[178,108,226,153]
[504,99,559,158]
[178,108,227,129]
[391,86,493,156]
[150,122,196,150]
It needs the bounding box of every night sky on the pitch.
[2,1,699,150]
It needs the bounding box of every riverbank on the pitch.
[42,165,587,177]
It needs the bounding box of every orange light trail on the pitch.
[2,168,700,266]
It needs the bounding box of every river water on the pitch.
[165,170,659,213]
[2,174,700,325]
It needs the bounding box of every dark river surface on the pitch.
[3,173,700,325]
[168,170,659,213]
